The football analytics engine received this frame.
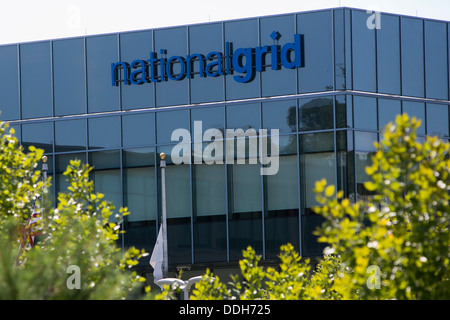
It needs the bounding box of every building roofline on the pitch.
[0,6,449,47]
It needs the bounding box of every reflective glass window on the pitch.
[335,95,352,129]
[193,153,227,262]
[355,150,376,202]
[265,135,299,258]
[351,10,376,92]
[228,159,262,260]
[55,119,86,152]
[337,130,355,199]
[378,98,401,132]
[299,97,333,131]
[154,27,189,107]
[156,109,189,144]
[401,17,424,98]
[90,150,121,214]
[226,103,260,131]
[402,101,425,135]
[298,10,334,93]
[334,9,346,90]
[355,131,377,152]
[224,19,260,100]
[377,14,400,94]
[157,145,192,265]
[353,96,377,131]
[0,45,19,121]
[427,103,449,138]
[53,38,86,116]
[22,121,53,154]
[260,14,297,97]
[86,35,119,113]
[189,23,224,103]
[122,113,155,147]
[300,132,334,256]
[88,116,121,149]
[191,106,225,140]
[55,153,86,195]
[425,21,448,100]
[20,42,52,119]
[120,31,154,110]
[123,147,156,254]
[262,99,297,133]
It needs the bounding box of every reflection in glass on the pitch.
[262,100,297,133]
[335,95,352,129]
[300,132,334,256]
[156,109,189,144]
[158,145,192,265]
[378,99,401,132]
[265,135,299,258]
[55,119,86,152]
[22,121,53,154]
[123,147,156,258]
[299,97,333,131]
[226,103,260,131]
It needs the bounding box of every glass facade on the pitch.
[2,8,450,274]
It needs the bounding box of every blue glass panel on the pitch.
[191,106,225,139]
[401,17,424,98]
[88,116,121,149]
[402,101,425,135]
[55,119,86,152]
[299,97,333,131]
[298,10,334,93]
[378,98,401,131]
[156,109,189,144]
[224,19,260,100]
[154,27,189,107]
[353,96,377,131]
[86,35,119,113]
[377,14,400,94]
[22,121,53,153]
[226,103,260,131]
[20,42,53,119]
[425,21,448,100]
[351,10,376,92]
[427,103,449,138]
[53,38,86,116]
[189,23,224,103]
[262,99,297,133]
[334,9,346,90]
[122,112,155,147]
[0,45,19,121]
[260,14,297,97]
[120,31,154,110]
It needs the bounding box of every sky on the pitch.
[0,0,450,45]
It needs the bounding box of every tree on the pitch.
[314,114,450,299]
[0,121,150,299]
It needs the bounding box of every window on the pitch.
[377,14,400,94]
[55,119,86,152]
[120,31,154,110]
[401,17,424,97]
[425,21,448,100]
[299,97,333,131]
[22,121,53,154]
[262,99,297,134]
[86,35,119,113]
[0,45,19,121]
[122,113,155,147]
[298,10,334,93]
[20,42,52,119]
[353,96,377,131]
[88,116,121,149]
[53,38,86,115]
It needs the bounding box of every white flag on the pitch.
[150,225,164,282]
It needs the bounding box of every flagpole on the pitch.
[160,152,169,278]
